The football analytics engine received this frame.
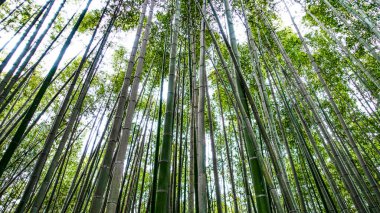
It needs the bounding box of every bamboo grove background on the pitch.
[0,0,379,212]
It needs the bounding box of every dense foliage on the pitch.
[0,0,379,212]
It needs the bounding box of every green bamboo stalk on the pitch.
[205,71,223,213]
[150,32,169,213]
[106,1,155,211]
[154,0,180,211]
[222,0,271,212]
[89,1,148,211]
[196,0,207,211]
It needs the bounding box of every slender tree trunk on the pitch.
[155,0,180,211]
[221,1,273,212]
[205,72,223,213]
[89,1,148,212]
[188,1,197,211]
[196,0,207,211]
[106,2,155,210]
[151,32,169,213]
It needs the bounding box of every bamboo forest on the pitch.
[0,0,379,212]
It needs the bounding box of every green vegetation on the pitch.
[0,0,379,212]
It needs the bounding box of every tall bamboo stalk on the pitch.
[196,0,207,211]
[89,1,148,212]
[106,1,155,212]
[154,0,180,211]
